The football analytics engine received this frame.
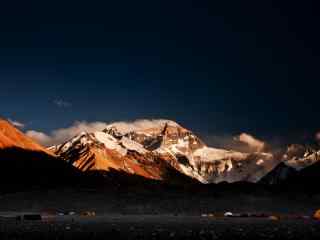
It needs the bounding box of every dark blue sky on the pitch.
[0,0,319,141]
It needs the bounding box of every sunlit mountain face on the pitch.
[0,119,80,187]
[0,119,51,153]
[0,117,319,187]
[1,2,320,239]
[46,119,320,184]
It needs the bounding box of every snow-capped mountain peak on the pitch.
[49,120,279,184]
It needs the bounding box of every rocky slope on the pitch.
[50,120,277,184]
[49,131,177,181]
[283,144,320,170]
[260,160,320,192]
[259,162,298,185]
[1,117,317,187]
[0,119,79,187]
[259,144,320,185]
[0,119,52,154]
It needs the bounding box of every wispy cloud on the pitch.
[8,119,25,128]
[25,119,175,146]
[25,119,268,154]
[26,121,108,146]
[235,133,265,152]
[53,99,72,108]
[203,133,266,153]
[25,130,53,146]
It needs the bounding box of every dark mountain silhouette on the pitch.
[259,162,298,185]
[283,161,320,192]
[0,118,319,195]
[259,161,320,194]
[0,119,82,191]
[0,147,81,192]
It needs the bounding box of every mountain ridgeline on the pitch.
[0,118,319,189]
[48,120,320,186]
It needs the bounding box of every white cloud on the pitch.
[236,133,265,152]
[25,130,53,146]
[203,133,267,153]
[26,121,108,146]
[25,119,266,154]
[25,119,177,147]
[53,99,72,108]
[8,119,25,128]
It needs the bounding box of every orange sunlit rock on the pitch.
[0,119,54,155]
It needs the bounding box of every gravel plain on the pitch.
[0,214,320,240]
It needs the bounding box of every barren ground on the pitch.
[0,188,319,239]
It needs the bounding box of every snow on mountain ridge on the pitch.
[94,131,127,156]
[120,137,148,155]
[49,120,279,184]
[104,119,179,135]
[283,144,320,170]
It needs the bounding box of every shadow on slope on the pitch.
[0,147,82,191]
[83,164,200,191]
[282,161,320,193]
[259,161,320,195]
[1,146,318,196]
[82,168,274,199]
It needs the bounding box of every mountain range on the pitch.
[0,118,319,188]
[48,119,320,185]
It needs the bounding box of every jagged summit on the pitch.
[49,119,277,184]
[0,118,317,186]
[103,119,179,135]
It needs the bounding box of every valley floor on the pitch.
[0,188,320,239]
[0,214,320,240]
[0,187,319,215]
